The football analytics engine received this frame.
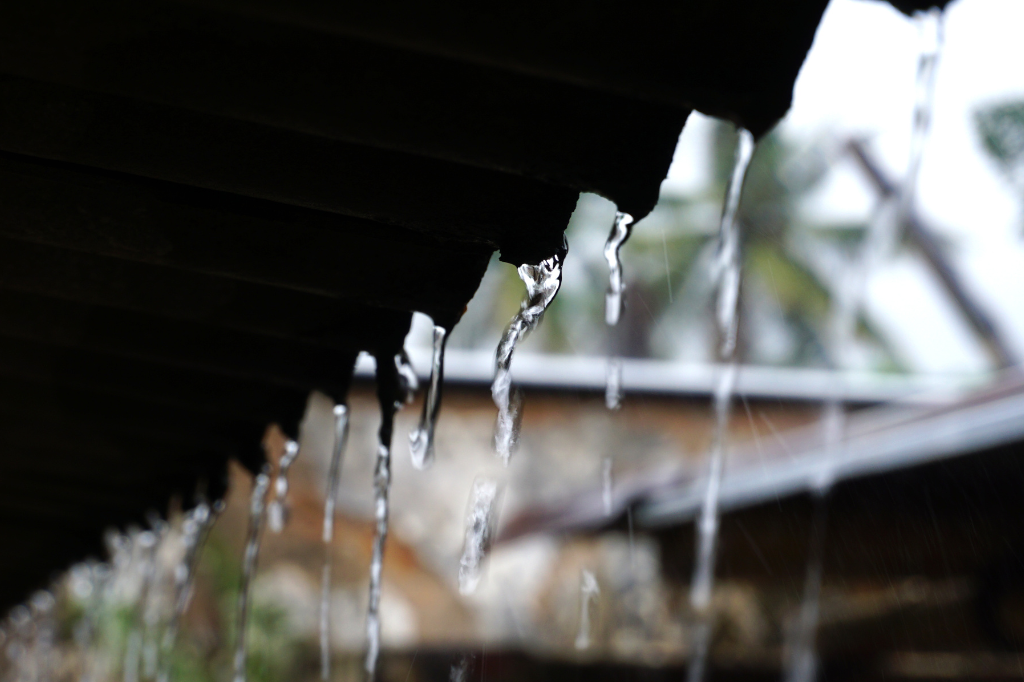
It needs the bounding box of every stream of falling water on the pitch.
[687,126,755,682]
[409,324,448,470]
[604,211,635,328]
[900,7,944,225]
[365,416,394,678]
[232,468,272,682]
[604,212,634,409]
[449,653,474,682]
[782,13,945,680]
[492,252,565,464]
[320,403,350,682]
[127,527,161,682]
[783,496,829,682]
[158,500,223,682]
[74,561,109,682]
[458,478,503,595]
[573,570,600,651]
[365,353,410,679]
[267,440,300,533]
[602,457,613,516]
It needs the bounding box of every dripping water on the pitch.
[900,7,944,225]
[159,500,223,682]
[30,591,56,682]
[602,457,613,517]
[492,251,565,463]
[130,526,162,682]
[778,378,846,682]
[232,468,272,682]
[6,604,34,682]
[712,129,755,360]
[781,15,945,679]
[688,127,755,682]
[783,366,842,682]
[409,325,448,470]
[323,405,352,545]
[783,496,829,682]
[603,212,634,409]
[458,478,503,595]
[690,364,738,611]
[574,570,600,651]
[604,212,635,327]
[365,353,407,678]
[365,420,394,678]
[605,358,623,412]
[449,654,475,682]
[267,440,300,533]
[72,561,108,682]
[626,507,635,573]
[395,350,420,401]
[320,404,350,682]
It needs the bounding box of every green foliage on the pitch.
[975,100,1024,182]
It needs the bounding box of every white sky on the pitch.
[667,0,1024,376]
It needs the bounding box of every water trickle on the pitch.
[159,500,223,682]
[604,212,634,409]
[124,529,157,682]
[7,604,33,681]
[320,404,350,682]
[605,358,623,411]
[233,468,272,682]
[602,458,613,517]
[712,129,755,360]
[365,355,403,679]
[626,506,635,571]
[409,325,448,470]
[28,591,57,682]
[364,438,391,678]
[458,478,503,595]
[778,16,945,678]
[783,497,829,682]
[71,561,106,682]
[395,350,419,404]
[139,525,165,682]
[267,440,300,533]
[574,570,600,651]
[604,212,635,327]
[492,252,565,463]
[901,7,944,224]
[449,654,474,682]
[691,364,737,612]
[688,127,755,682]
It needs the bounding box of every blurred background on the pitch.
[5,0,1024,680]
